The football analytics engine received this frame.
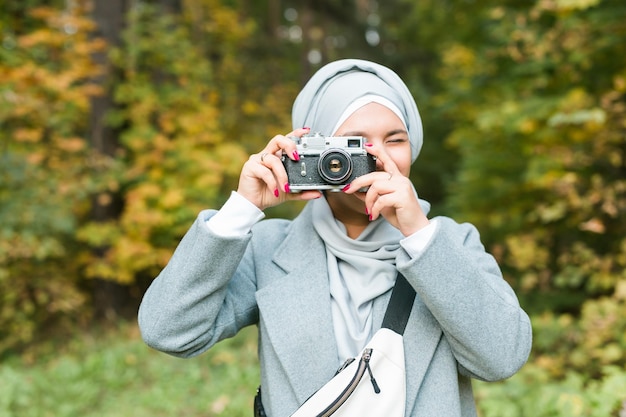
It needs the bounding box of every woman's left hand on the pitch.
[343,145,430,237]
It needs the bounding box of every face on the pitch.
[326,102,412,221]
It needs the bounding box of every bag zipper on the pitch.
[315,348,380,417]
[364,349,381,394]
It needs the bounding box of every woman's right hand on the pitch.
[237,127,322,210]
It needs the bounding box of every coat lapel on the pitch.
[255,205,340,403]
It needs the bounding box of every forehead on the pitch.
[338,103,406,130]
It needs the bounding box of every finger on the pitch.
[365,171,415,218]
[244,156,280,198]
[365,143,400,176]
[263,127,311,161]
[363,177,397,216]
[368,193,394,221]
[262,135,294,160]
[343,170,394,196]
[259,151,290,193]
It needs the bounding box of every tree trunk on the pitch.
[89,0,128,321]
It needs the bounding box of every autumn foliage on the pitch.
[1,6,105,351]
[1,2,293,351]
[1,0,626,413]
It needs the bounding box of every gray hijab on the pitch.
[292,59,423,163]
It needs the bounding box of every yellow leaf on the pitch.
[14,128,43,143]
[161,189,184,209]
[555,0,601,11]
[56,137,86,152]
[614,280,626,301]
[578,218,605,233]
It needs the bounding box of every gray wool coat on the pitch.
[138,202,532,417]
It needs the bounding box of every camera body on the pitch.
[282,133,376,192]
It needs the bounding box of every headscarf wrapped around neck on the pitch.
[292,59,423,163]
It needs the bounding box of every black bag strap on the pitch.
[381,273,416,335]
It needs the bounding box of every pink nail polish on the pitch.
[274,188,279,198]
[368,214,373,221]
[303,126,311,130]
[284,183,291,193]
[365,143,373,147]
[341,184,351,192]
[365,207,369,215]
[292,151,300,162]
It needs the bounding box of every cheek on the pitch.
[388,149,412,176]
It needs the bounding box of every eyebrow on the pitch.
[341,129,408,138]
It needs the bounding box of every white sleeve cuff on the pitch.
[400,218,439,258]
[205,191,265,237]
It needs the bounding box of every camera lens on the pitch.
[318,149,353,184]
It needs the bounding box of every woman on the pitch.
[138,59,532,417]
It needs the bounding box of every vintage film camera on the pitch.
[282,133,377,192]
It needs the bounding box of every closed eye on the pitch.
[384,129,409,143]
[385,137,408,144]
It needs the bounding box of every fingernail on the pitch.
[292,151,300,161]
[365,207,369,215]
[365,143,373,147]
[303,126,310,130]
[274,188,279,198]
[368,214,373,221]
[341,184,351,192]
[284,183,290,193]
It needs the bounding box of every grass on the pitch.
[3,320,626,417]
[0,322,260,417]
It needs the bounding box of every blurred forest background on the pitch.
[1,0,626,415]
